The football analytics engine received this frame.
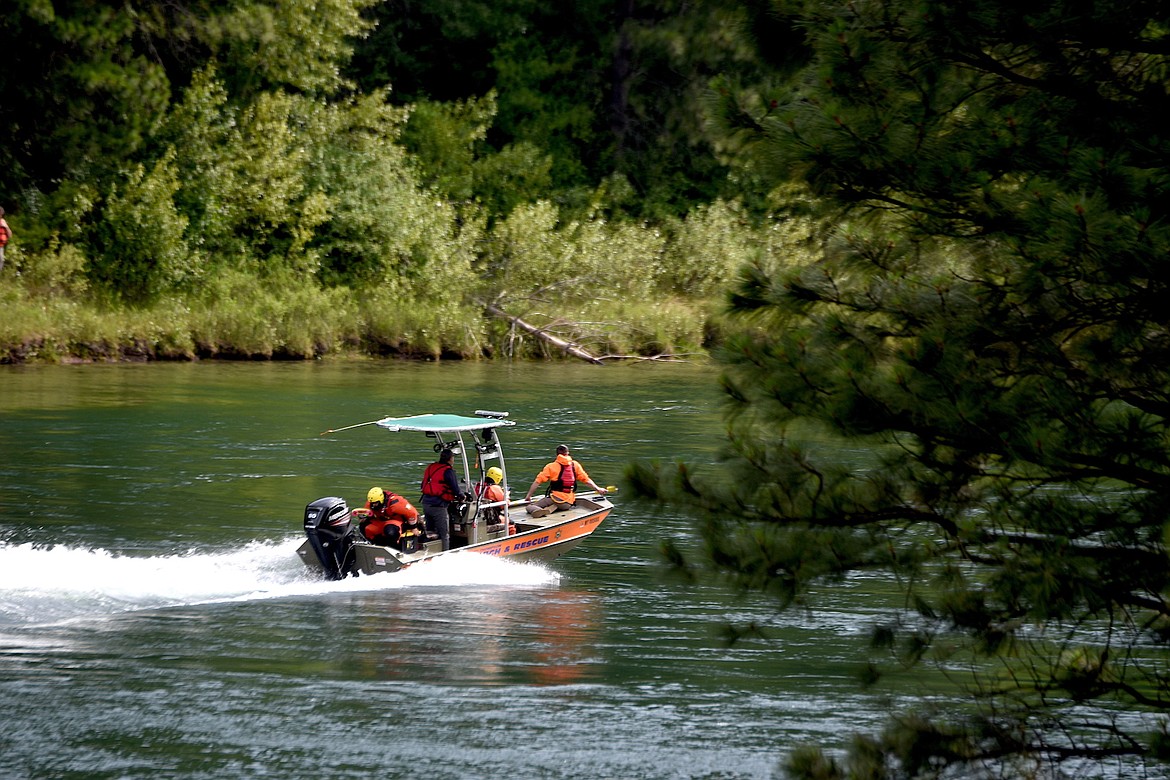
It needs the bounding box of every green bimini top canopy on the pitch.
[374,412,515,434]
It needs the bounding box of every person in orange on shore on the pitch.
[358,486,420,547]
[0,206,11,273]
[523,444,606,518]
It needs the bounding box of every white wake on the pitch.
[0,538,559,627]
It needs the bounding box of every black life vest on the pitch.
[551,460,577,492]
[422,462,457,501]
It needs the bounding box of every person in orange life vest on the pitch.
[359,486,419,547]
[421,448,463,551]
[523,444,606,518]
[477,466,507,524]
[0,206,11,274]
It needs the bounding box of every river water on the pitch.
[1,361,930,779]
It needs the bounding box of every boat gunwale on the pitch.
[351,496,612,570]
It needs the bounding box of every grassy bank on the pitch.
[0,274,718,364]
[1,196,812,365]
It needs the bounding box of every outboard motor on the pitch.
[303,497,358,580]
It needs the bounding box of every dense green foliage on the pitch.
[633,0,1170,776]
[0,0,797,363]
[350,0,805,216]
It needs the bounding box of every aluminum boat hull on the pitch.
[298,496,612,577]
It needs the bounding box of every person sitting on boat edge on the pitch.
[357,486,420,547]
[524,444,606,518]
[421,448,462,551]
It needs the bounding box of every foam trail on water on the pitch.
[0,539,559,627]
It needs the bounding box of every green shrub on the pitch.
[165,70,329,277]
[605,298,708,355]
[303,90,482,301]
[91,149,192,303]
[18,237,90,297]
[400,94,495,203]
[662,199,756,298]
[481,200,665,303]
[400,92,553,216]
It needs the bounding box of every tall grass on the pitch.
[0,277,720,363]
[0,191,819,364]
[187,271,358,359]
[0,286,195,362]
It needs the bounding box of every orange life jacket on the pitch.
[476,482,506,523]
[361,491,417,538]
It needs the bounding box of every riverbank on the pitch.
[0,280,718,365]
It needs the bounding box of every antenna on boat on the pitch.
[319,417,386,436]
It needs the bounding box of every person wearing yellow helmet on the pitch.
[477,466,507,526]
[358,485,420,547]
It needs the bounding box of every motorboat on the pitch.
[297,410,614,579]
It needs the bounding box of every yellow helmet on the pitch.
[367,487,385,504]
[486,467,503,484]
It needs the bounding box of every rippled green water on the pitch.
[2,361,929,779]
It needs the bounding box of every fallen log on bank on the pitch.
[593,353,699,363]
[482,302,604,364]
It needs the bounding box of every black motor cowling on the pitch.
[304,497,358,580]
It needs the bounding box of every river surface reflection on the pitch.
[3,360,922,779]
